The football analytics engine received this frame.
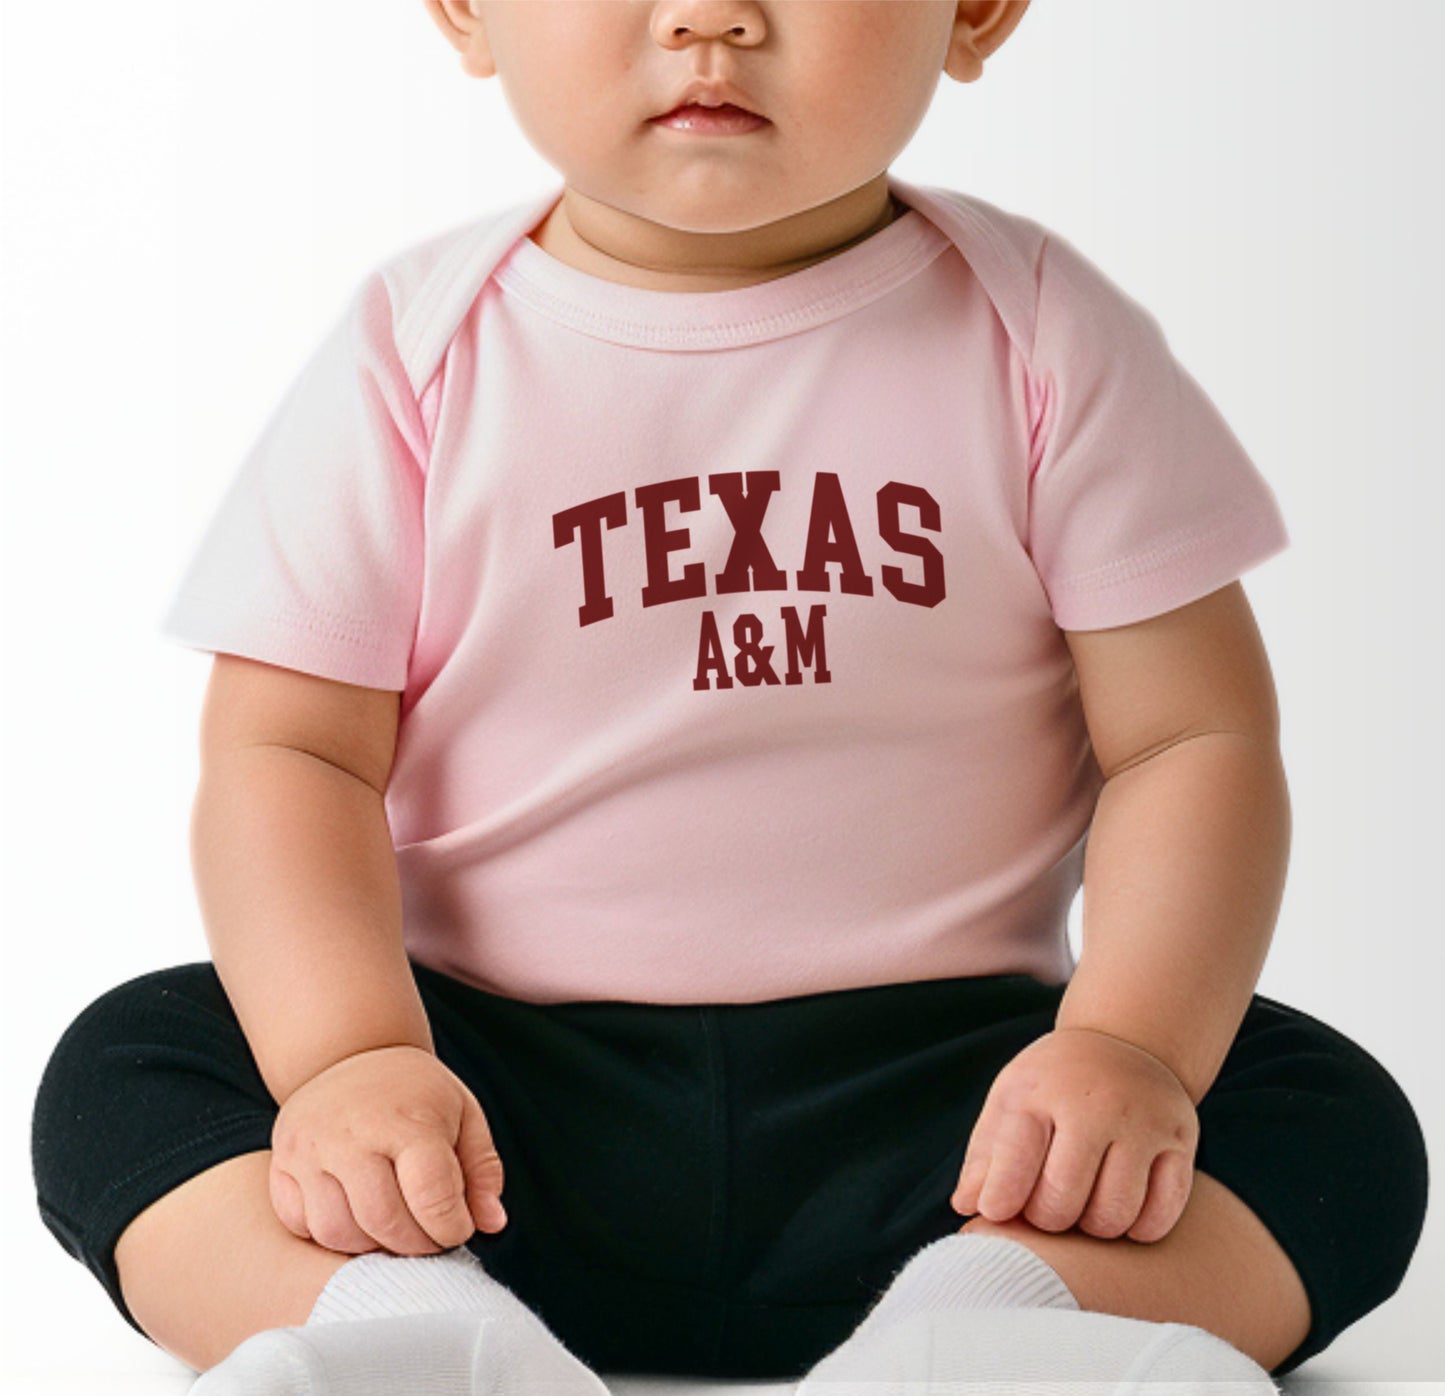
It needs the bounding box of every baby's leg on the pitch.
[32,964,301,1369]
[30,961,607,1389]
[112,1149,346,1370]
[791,986,1429,1388]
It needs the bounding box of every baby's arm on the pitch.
[1053,578,1290,1103]
[189,652,431,1107]
[950,580,1290,1241]
[183,657,507,1253]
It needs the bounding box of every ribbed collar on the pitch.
[491,180,952,351]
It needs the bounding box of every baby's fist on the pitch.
[950,1027,1199,1243]
[269,1044,508,1256]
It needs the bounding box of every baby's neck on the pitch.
[525,187,908,294]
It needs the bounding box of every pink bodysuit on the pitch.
[159,174,1290,1004]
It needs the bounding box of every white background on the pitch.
[2,1,1440,1391]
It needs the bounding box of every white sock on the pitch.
[842,1233,1079,1351]
[799,1235,1278,1395]
[188,1247,609,1395]
[799,1233,1073,1390]
[797,1306,1280,1394]
[305,1246,536,1326]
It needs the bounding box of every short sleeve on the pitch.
[157,270,427,690]
[1025,230,1290,632]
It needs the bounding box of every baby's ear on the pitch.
[945,0,1032,83]
[421,0,496,81]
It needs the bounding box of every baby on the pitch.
[31,2,1429,1393]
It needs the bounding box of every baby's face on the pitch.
[437,0,988,236]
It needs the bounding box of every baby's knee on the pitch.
[34,963,221,1098]
[30,961,255,1209]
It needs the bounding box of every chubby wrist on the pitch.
[1050,1023,1198,1103]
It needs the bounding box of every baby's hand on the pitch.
[950,1027,1199,1243]
[268,1044,508,1256]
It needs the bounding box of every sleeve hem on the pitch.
[1045,505,1290,632]
[157,595,409,691]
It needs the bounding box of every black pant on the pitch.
[31,960,1428,1380]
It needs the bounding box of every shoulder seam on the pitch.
[379,188,562,401]
[891,179,1044,370]
[391,219,490,395]
[1029,231,1049,372]
[370,266,433,475]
